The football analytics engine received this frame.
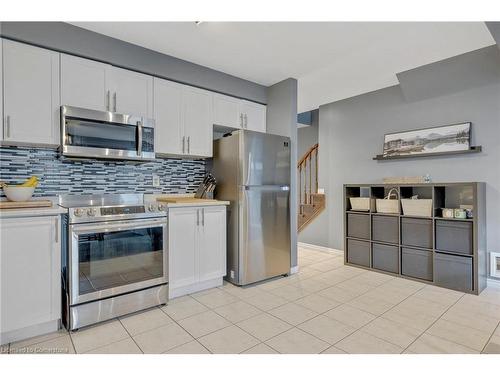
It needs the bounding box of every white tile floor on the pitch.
[4,244,500,354]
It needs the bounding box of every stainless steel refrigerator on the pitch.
[212,130,291,286]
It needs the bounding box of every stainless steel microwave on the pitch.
[61,106,155,161]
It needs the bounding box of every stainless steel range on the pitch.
[59,194,168,330]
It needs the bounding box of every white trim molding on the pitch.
[298,242,343,255]
[290,266,299,275]
[487,278,500,288]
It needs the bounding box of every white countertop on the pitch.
[0,197,67,218]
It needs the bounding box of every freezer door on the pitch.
[240,131,291,186]
[238,185,291,285]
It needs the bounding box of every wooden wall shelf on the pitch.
[373,146,482,161]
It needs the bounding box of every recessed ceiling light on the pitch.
[195,21,204,26]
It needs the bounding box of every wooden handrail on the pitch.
[298,143,319,206]
[297,143,319,167]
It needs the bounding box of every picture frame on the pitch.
[382,122,471,158]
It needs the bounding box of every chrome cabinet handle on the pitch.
[202,208,205,226]
[4,116,11,139]
[244,114,248,129]
[196,209,200,226]
[187,136,190,154]
[113,92,117,112]
[182,136,185,153]
[239,113,244,128]
[106,90,110,111]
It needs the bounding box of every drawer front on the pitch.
[372,243,399,274]
[401,247,433,281]
[347,213,370,240]
[372,215,399,244]
[435,220,473,255]
[434,252,472,292]
[347,239,370,267]
[401,218,433,249]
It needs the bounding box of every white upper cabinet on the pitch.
[240,100,267,133]
[108,67,153,118]
[60,54,109,112]
[212,93,241,128]
[154,78,183,155]
[61,55,153,118]
[212,93,267,133]
[2,40,60,145]
[154,78,213,158]
[0,39,3,142]
[182,86,213,157]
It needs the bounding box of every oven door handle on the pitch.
[71,218,167,235]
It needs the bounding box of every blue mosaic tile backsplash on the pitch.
[0,147,206,198]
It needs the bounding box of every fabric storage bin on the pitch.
[347,213,370,239]
[372,243,399,274]
[401,217,433,249]
[372,215,399,244]
[349,197,370,211]
[434,252,472,292]
[435,220,473,255]
[401,199,432,217]
[401,247,433,281]
[347,239,370,267]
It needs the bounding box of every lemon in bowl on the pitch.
[1,176,38,202]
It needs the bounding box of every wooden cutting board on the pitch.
[156,197,216,204]
[0,200,53,209]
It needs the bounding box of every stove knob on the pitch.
[87,208,97,216]
[157,204,165,211]
[74,208,84,217]
[148,204,156,212]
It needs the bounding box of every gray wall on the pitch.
[316,48,500,275]
[0,22,267,103]
[267,78,299,269]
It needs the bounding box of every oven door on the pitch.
[69,217,167,305]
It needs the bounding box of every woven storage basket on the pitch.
[349,197,370,211]
[376,188,399,214]
[401,199,432,217]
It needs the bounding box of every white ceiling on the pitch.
[71,22,495,112]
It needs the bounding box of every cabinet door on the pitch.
[0,40,3,142]
[60,54,109,111]
[198,207,227,282]
[182,86,213,157]
[213,93,241,128]
[168,208,198,289]
[109,67,153,118]
[0,216,61,334]
[240,100,266,133]
[3,40,60,145]
[154,78,184,155]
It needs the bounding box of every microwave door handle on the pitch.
[137,121,143,156]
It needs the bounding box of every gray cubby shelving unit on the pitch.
[344,182,486,295]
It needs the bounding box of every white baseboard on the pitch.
[298,242,343,255]
[290,266,299,274]
[1,320,59,346]
[487,278,500,288]
[169,278,223,299]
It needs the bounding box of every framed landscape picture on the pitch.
[382,122,471,158]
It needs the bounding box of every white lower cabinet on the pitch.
[0,216,61,345]
[168,206,226,298]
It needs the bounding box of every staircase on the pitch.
[298,143,325,232]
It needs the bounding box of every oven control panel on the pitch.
[68,203,167,223]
